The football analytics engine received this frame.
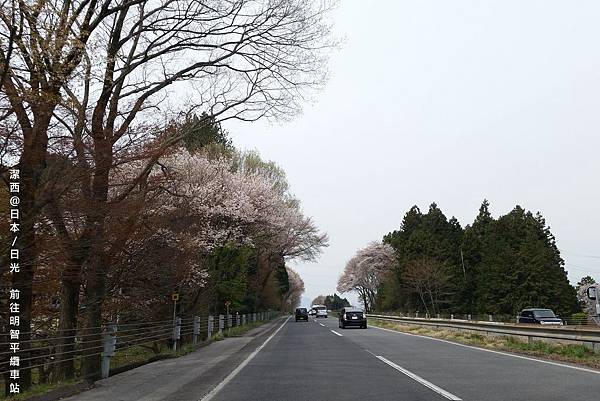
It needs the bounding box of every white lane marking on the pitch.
[371,324,600,375]
[200,316,290,401]
[319,323,325,327]
[374,355,462,400]
[330,330,343,337]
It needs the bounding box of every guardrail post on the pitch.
[208,315,214,338]
[218,314,224,334]
[172,317,181,352]
[468,314,471,321]
[242,314,246,326]
[450,314,454,320]
[101,323,117,379]
[489,315,493,322]
[193,316,200,345]
[227,314,232,329]
[436,314,440,319]
[237,314,241,326]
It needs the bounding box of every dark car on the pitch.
[518,308,563,325]
[295,307,309,322]
[338,307,367,329]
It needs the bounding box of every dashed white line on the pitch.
[374,355,462,400]
[319,323,325,327]
[200,316,290,401]
[371,324,600,375]
[330,330,343,336]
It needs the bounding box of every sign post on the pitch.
[172,292,179,350]
[225,301,231,334]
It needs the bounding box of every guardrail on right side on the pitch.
[366,314,600,351]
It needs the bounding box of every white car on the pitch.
[313,305,327,318]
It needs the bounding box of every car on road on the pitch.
[313,305,328,318]
[295,307,309,322]
[518,308,563,325]
[308,309,316,316]
[339,307,367,329]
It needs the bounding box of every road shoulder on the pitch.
[62,317,287,401]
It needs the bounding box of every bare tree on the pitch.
[403,257,451,315]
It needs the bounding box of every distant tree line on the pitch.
[339,201,580,317]
[311,294,351,311]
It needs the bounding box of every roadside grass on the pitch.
[370,319,600,370]
[223,320,267,338]
[0,379,83,401]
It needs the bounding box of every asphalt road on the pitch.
[68,315,600,401]
[205,316,600,401]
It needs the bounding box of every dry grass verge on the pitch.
[370,318,600,370]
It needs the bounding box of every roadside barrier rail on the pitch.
[371,311,599,326]
[0,310,278,388]
[366,313,600,350]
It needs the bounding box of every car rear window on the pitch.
[533,310,556,318]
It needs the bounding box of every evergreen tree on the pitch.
[381,203,462,312]
[376,200,580,316]
[323,293,351,310]
[181,112,232,153]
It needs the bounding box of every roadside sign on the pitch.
[172,293,180,301]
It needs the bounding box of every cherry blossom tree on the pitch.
[311,295,326,306]
[283,267,305,312]
[1,0,336,384]
[577,283,599,325]
[337,242,397,312]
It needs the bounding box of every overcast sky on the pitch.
[227,0,600,308]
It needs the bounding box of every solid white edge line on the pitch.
[375,355,462,401]
[330,330,343,336]
[371,324,600,375]
[200,316,291,401]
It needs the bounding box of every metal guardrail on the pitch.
[366,314,600,349]
[0,310,278,392]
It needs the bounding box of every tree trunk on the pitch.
[427,289,437,315]
[53,276,81,381]
[79,132,112,380]
[13,108,52,390]
[417,288,430,316]
[79,249,108,380]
